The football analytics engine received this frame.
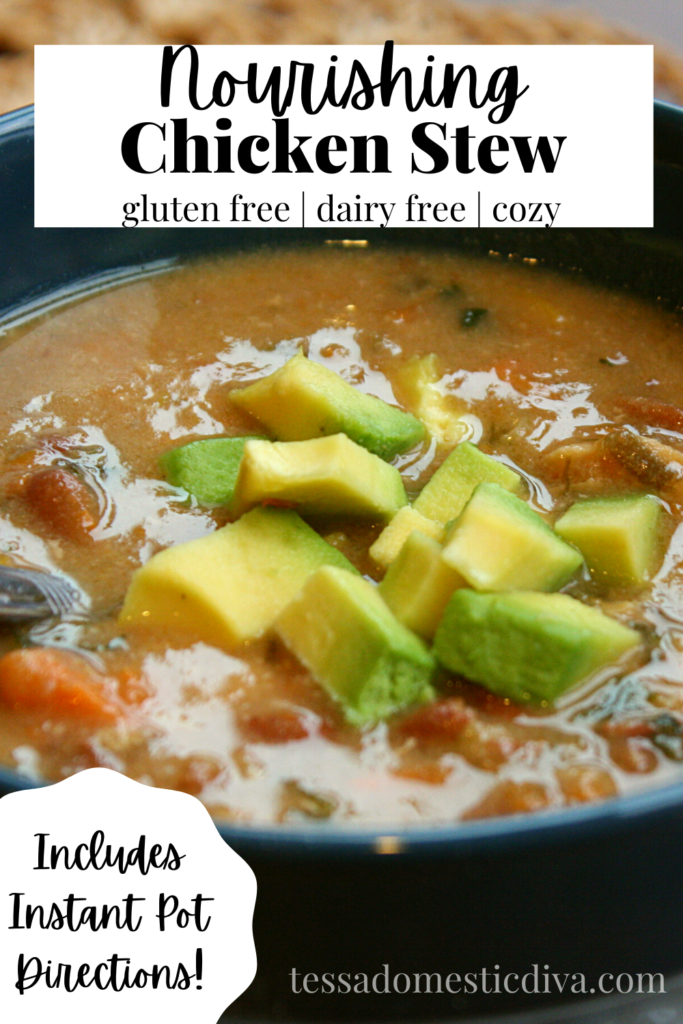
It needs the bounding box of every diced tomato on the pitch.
[395,697,474,740]
[458,719,521,771]
[613,397,683,435]
[1,435,88,499]
[237,705,312,743]
[608,736,658,774]
[176,755,223,796]
[463,779,551,820]
[0,648,122,723]
[556,763,617,804]
[23,466,99,542]
[458,683,524,721]
[595,717,656,740]
[392,761,452,785]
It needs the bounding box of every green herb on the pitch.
[461,307,488,329]
[279,780,339,820]
[439,284,462,298]
[651,713,683,761]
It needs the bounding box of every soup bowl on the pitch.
[2,103,683,1023]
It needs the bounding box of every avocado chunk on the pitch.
[379,531,463,640]
[276,566,436,726]
[393,354,470,445]
[119,507,357,649]
[231,434,407,520]
[159,435,264,506]
[229,350,424,460]
[555,494,663,587]
[434,590,641,702]
[442,483,583,592]
[369,506,444,568]
[414,441,522,525]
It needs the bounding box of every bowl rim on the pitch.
[0,103,33,141]
[3,761,683,859]
[2,100,683,860]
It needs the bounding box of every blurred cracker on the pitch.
[333,2,683,103]
[130,0,231,43]
[0,0,156,48]
[131,0,336,45]
[0,52,34,112]
[133,0,683,101]
[0,1,681,113]
[43,0,158,44]
[0,0,53,49]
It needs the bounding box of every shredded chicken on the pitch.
[605,429,683,502]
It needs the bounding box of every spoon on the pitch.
[0,565,78,622]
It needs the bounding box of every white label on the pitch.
[0,769,257,1022]
[34,43,653,229]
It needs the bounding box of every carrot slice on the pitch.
[0,648,122,723]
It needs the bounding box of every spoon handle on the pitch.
[0,565,78,622]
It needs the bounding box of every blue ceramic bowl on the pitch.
[2,103,683,1023]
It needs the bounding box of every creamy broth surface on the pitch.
[2,244,683,826]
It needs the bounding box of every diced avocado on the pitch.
[229,350,424,460]
[276,566,436,726]
[379,531,463,640]
[414,441,522,525]
[393,354,469,445]
[555,494,663,587]
[159,436,264,506]
[442,483,583,592]
[119,507,357,649]
[434,590,641,703]
[369,506,444,568]
[231,434,407,520]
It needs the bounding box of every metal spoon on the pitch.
[0,565,78,622]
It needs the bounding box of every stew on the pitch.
[1,242,683,826]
